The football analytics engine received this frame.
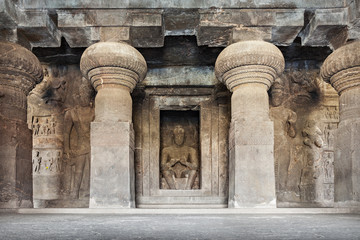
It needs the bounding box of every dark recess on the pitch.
[32,36,332,69]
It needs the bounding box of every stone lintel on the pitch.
[59,27,98,48]
[300,8,349,48]
[58,9,163,47]
[231,27,272,43]
[99,27,130,42]
[17,9,61,48]
[57,9,163,28]
[19,0,349,9]
[141,66,219,87]
[347,0,360,41]
[198,9,304,46]
[90,122,135,208]
[0,0,18,28]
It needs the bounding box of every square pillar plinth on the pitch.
[90,122,135,208]
[228,120,276,208]
[334,121,360,205]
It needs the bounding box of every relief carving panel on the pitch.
[271,70,338,207]
[28,65,94,207]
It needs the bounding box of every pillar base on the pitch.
[228,120,276,208]
[89,122,135,208]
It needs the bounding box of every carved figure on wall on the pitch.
[45,119,52,135]
[63,88,94,199]
[323,152,334,183]
[288,71,318,104]
[270,78,297,196]
[299,157,318,201]
[325,106,339,121]
[302,120,323,153]
[300,120,324,202]
[161,125,199,190]
[43,66,67,106]
[50,115,56,135]
[33,117,40,136]
[33,151,42,174]
[55,151,61,172]
[323,123,336,149]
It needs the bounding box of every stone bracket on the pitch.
[57,9,164,47]
[197,9,304,47]
[299,8,348,49]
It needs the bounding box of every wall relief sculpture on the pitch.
[28,65,94,207]
[271,69,338,207]
[300,120,323,202]
[63,84,94,199]
[270,77,297,200]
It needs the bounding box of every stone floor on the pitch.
[0,212,360,239]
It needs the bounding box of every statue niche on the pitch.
[160,111,200,190]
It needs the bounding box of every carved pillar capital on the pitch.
[321,41,360,95]
[80,41,147,92]
[215,40,285,92]
[0,41,43,93]
[80,42,147,122]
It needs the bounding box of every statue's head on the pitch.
[270,78,284,107]
[77,80,93,107]
[173,125,185,146]
[307,119,316,128]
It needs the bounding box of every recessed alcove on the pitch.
[160,110,201,190]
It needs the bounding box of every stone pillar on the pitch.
[215,41,285,208]
[0,42,43,208]
[27,67,65,207]
[321,41,360,206]
[80,42,147,208]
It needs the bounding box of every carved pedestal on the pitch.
[321,41,360,206]
[215,41,285,207]
[81,42,147,208]
[0,42,43,208]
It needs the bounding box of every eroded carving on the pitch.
[300,120,323,202]
[161,125,199,190]
[270,77,297,198]
[271,69,338,206]
[32,150,62,175]
[63,85,94,199]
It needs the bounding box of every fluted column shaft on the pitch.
[0,41,43,208]
[215,41,285,208]
[321,41,360,205]
[81,42,147,208]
